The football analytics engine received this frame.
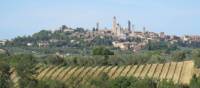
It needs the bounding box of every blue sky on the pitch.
[0,0,200,39]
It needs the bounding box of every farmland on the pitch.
[8,60,199,88]
[2,48,200,88]
[34,61,195,85]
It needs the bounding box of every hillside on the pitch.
[9,60,198,88]
[36,61,195,84]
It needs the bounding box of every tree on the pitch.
[0,61,11,88]
[158,80,180,88]
[189,75,200,88]
[91,36,113,46]
[110,77,134,88]
[32,30,52,41]
[9,54,38,88]
[90,73,110,88]
[92,47,114,60]
[146,41,168,51]
[36,79,67,88]
[192,49,200,68]
[44,55,65,65]
[172,51,186,61]
[92,27,96,32]
[92,47,114,56]
[75,27,85,32]
[132,78,157,88]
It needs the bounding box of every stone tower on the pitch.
[116,23,121,36]
[112,16,117,35]
[132,24,135,35]
[96,22,99,31]
[143,27,146,33]
[128,20,131,33]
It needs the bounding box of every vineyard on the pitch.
[10,60,198,88]
[36,60,195,84]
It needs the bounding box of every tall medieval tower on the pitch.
[128,20,131,33]
[112,16,117,35]
[96,22,99,31]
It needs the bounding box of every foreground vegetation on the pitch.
[1,38,200,88]
[0,47,200,88]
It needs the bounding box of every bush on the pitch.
[0,61,11,88]
[44,55,65,65]
[8,54,38,88]
[192,49,200,68]
[36,79,67,88]
[90,73,110,88]
[92,47,114,56]
[190,75,200,88]
[109,77,136,88]
[158,80,180,88]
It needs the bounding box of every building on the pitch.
[181,35,200,42]
[182,35,190,41]
[111,16,132,37]
[50,39,59,43]
[132,42,146,52]
[38,41,49,48]
[143,27,146,33]
[112,16,117,35]
[116,24,122,36]
[63,29,74,32]
[111,16,124,37]
[128,20,131,33]
[112,41,130,50]
[60,25,67,30]
[59,25,74,32]
[0,49,6,54]
[112,41,146,52]
[27,43,33,47]
[170,35,181,40]
[0,40,6,46]
[159,32,165,39]
[96,22,99,31]
[190,35,200,42]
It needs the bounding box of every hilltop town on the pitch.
[1,0,200,87]
[1,17,200,88]
[1,17,200,54]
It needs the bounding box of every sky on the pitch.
[0,0,200,39]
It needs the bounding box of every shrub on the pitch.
[36,79,67,88]
[190,75,200,88]
[0,61,11,88]
[158,80,180,88]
